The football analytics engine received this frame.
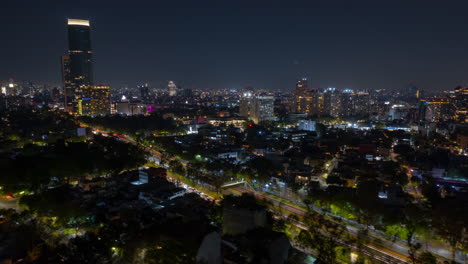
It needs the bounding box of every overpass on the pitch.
[220,181,247,188]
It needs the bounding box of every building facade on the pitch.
[294,78,310,113]
[450,86,468,123]
[239,93,274,124]
[83,85,111,115]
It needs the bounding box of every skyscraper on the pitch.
[62,19,94,114]
[139,84,150,103]
[294,78,308,112]
[81,85,111,116]
[168,81,177,96]
[339,89,354,118]
[422,97,454,122]
[239,93,274,124]
[323,88,340,118]
[404,82,422,103]
[239,91,253,118]
[251,96,275,124]
[352,91,370,117]
[62,19,110,116]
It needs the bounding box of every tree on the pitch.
[326,175,345,185]
[432,199,467,261]
[417,252,437,264]
[393,144,415,164]
[296,215,346,264]
[272,217,287,233]
[247,157,277,183]
[19,187,87,225]
[407,228,422,264]
[169,159,185,175]
[353,180,380,229]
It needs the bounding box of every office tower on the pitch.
[239,93,274,124]
[250,96,275,124]
[315,89,326,116]
[239,91,253,117]
[139,84,150,103]
[337,89,370,118]
[62,19,110,116]
[62,19,93,114]
[294,78,308,113]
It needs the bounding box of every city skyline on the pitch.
[3,1,468,91]
[1,2,467,263]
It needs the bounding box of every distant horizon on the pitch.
[0,78,462,94]
[3,1,468,92]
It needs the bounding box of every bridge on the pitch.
[220,181,247,188]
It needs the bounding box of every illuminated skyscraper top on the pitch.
[295,78,308,93]
[67,19,90,27]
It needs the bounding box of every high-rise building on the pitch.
[422,97,454,122]
[323,88,340,117]
[62,19,94,114]
[337,90,370,118]
[294,78,308,113]
[251,96,275,124]
[139,84,150,103]
[62,19,110,116]
[450,86,468,123]
[239,93,274,123]
[294,79,334,117]
[82,85,111,116]
[403,82,421,103]
[339,89,354,118]
[168,81,177,96]
[353,91,370,117]
[239,91,253,118]
[6,79,18,96]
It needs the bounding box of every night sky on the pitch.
[2,0,468,91]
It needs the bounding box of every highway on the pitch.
[228,187,411,264]
[0,197,20,211]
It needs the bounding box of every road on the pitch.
[0,197,20,211]
[228,187,411,264]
